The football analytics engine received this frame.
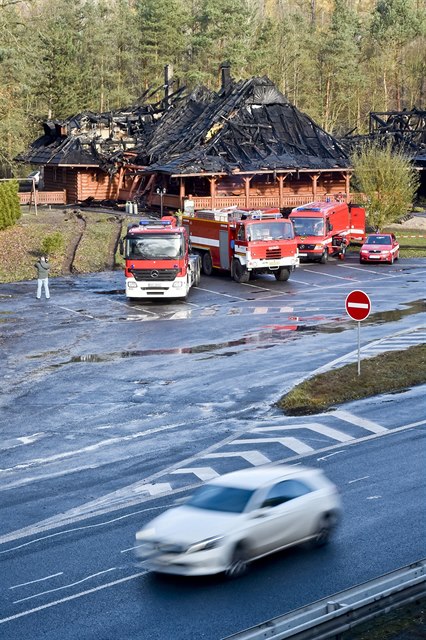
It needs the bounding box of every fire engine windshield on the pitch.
[246,221,294,241]
[126,234,184,259]
[290,217,324,237]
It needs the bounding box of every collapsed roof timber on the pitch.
[341,108,426,168]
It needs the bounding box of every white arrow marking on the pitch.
[202,451,270,465]
[330,410,387,433]
[171,467,219,481]
[232,438,314,454]
[253,423,354,443]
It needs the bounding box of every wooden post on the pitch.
[209,176,217,209]
[244,176,251,208]
[310,173,320,201]
[179,177,185,209]
[345,172,351,201]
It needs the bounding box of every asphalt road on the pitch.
[0,253,425,638]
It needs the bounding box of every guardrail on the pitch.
[223,559,426,640]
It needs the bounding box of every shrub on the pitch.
[41,231,64,256]
[0,180,20,230]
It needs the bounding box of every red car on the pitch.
[359,233,400,264]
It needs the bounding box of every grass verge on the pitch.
[276,344,426,415]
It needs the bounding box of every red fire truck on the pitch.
[289,201,366,263]
[182,208,299,283]
[120,217,201,300]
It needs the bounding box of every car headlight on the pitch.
[186,536,224,553]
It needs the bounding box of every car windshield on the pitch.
[290,217,324,237]
[366,235,391,245]
[127,234,184,259]
[186,484,254,513]
[247,221,294,241]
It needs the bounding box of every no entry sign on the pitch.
[345,290,371,321]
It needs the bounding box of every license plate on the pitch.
[268,260,281,267]
[298,253,307,257]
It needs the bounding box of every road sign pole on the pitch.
[358,321,361,376]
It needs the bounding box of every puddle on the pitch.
[365,299,425,325]
[94,289,125,295]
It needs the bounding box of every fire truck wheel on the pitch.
[232,259,250,283]
[320,250,328,264]
[274,267,290,281]
[202,252,213,276]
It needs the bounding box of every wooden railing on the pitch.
[19,190,67,205]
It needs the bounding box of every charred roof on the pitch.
[139,76,350,174]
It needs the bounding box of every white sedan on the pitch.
[134,465,341,578]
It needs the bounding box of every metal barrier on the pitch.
[223,559,426,640]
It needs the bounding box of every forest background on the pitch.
[0,0,425,179]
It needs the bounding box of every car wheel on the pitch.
[202,252,213,276]
[274,267,290,281]
[311,512,338,548]
[389,254,394,265]
[320,251,328,264]
[225,543,249,579]
[359,258,364,264]
[232,259,250,284]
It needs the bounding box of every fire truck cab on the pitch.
[183,208,299,283]
[121,217,201,300]
[289,201,366,263]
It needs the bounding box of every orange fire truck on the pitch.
[288,201,366,263]
[120,217,201,300]
[182,208,299,283]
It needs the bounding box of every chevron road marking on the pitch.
[232,437,314,454]
[252,423,354,442]
[329,410,388,433]
[201,451,271,465]
[170,467,220,481]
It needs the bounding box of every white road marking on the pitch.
[171,467,219,481]
[196,287,247,300]
[253,307,269,314]
[56,306,95,319]
[302,269,356,281]
[330,410,388,434]
[202,451,271,465]
[232,437,314,454]
[0,572,147,625]
[348,476,370,484]
[317,451,345,461]
[10,573,63,590]
[290,279,322,287]
[253,423,354,443]
[366,496,382,500]
[0,505,165,554]
[13,568,118,604]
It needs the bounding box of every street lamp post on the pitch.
[156,187,166,217]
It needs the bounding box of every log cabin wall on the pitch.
[77,169,119,202]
